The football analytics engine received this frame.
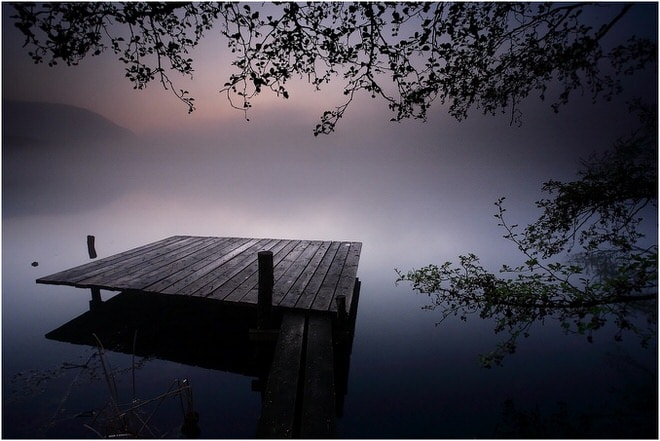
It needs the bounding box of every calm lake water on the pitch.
[3,103,657,438]
[3,217,657,438]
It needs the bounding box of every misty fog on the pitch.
[4,93,642,274]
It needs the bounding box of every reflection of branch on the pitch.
[486,293,656,310]
[93,334,121,418]
[46,352,97,434]
[83,424,104,438]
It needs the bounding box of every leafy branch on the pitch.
[10,2,656,134]
[396,103,657,367]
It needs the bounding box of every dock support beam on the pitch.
[257,250,273,330]
[89,287,102,311]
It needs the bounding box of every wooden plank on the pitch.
[111,236,224,290]
[143,237,241,292]
[78,236,212,289]
[191,238,281,299]
[71,236,200,287]
[182,238,277,298]
[333,242,362,314]
[300,314,336,438]
[206,239,293,301]
[36,236,186,285]
[160,238,258,295]
[165,238,264,296]
[72,236,198,286]
[294,242,342,310]
[257,313,306,438]
[35,235,183,284]
[215,239,302,303]
[310,242,351,311]
[273,241,314,281]
[238,240,319,306]
[271,241,316,304]
[278,241,332,309]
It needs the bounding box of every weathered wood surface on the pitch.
[257,313,307,438]
[37,235,362,314]
[257,312,338,438]
[300,314,336,437]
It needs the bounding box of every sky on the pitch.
[1,2,657,272]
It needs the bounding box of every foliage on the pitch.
[10,2,656,134]
[396,105,657,367]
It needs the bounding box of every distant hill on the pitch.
[2,101,140,217]
[2,100,135,146]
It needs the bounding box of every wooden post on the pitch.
[87,235,101,310]
[257,250,273,329]
[89,287,102,311]
[87,235,97,259]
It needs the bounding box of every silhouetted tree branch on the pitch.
[396,103,657,367]
[10,2,656,134]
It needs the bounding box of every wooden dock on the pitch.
[37,235,362,438]
[37,235,361,315]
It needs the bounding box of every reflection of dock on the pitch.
[37,235,362,438]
